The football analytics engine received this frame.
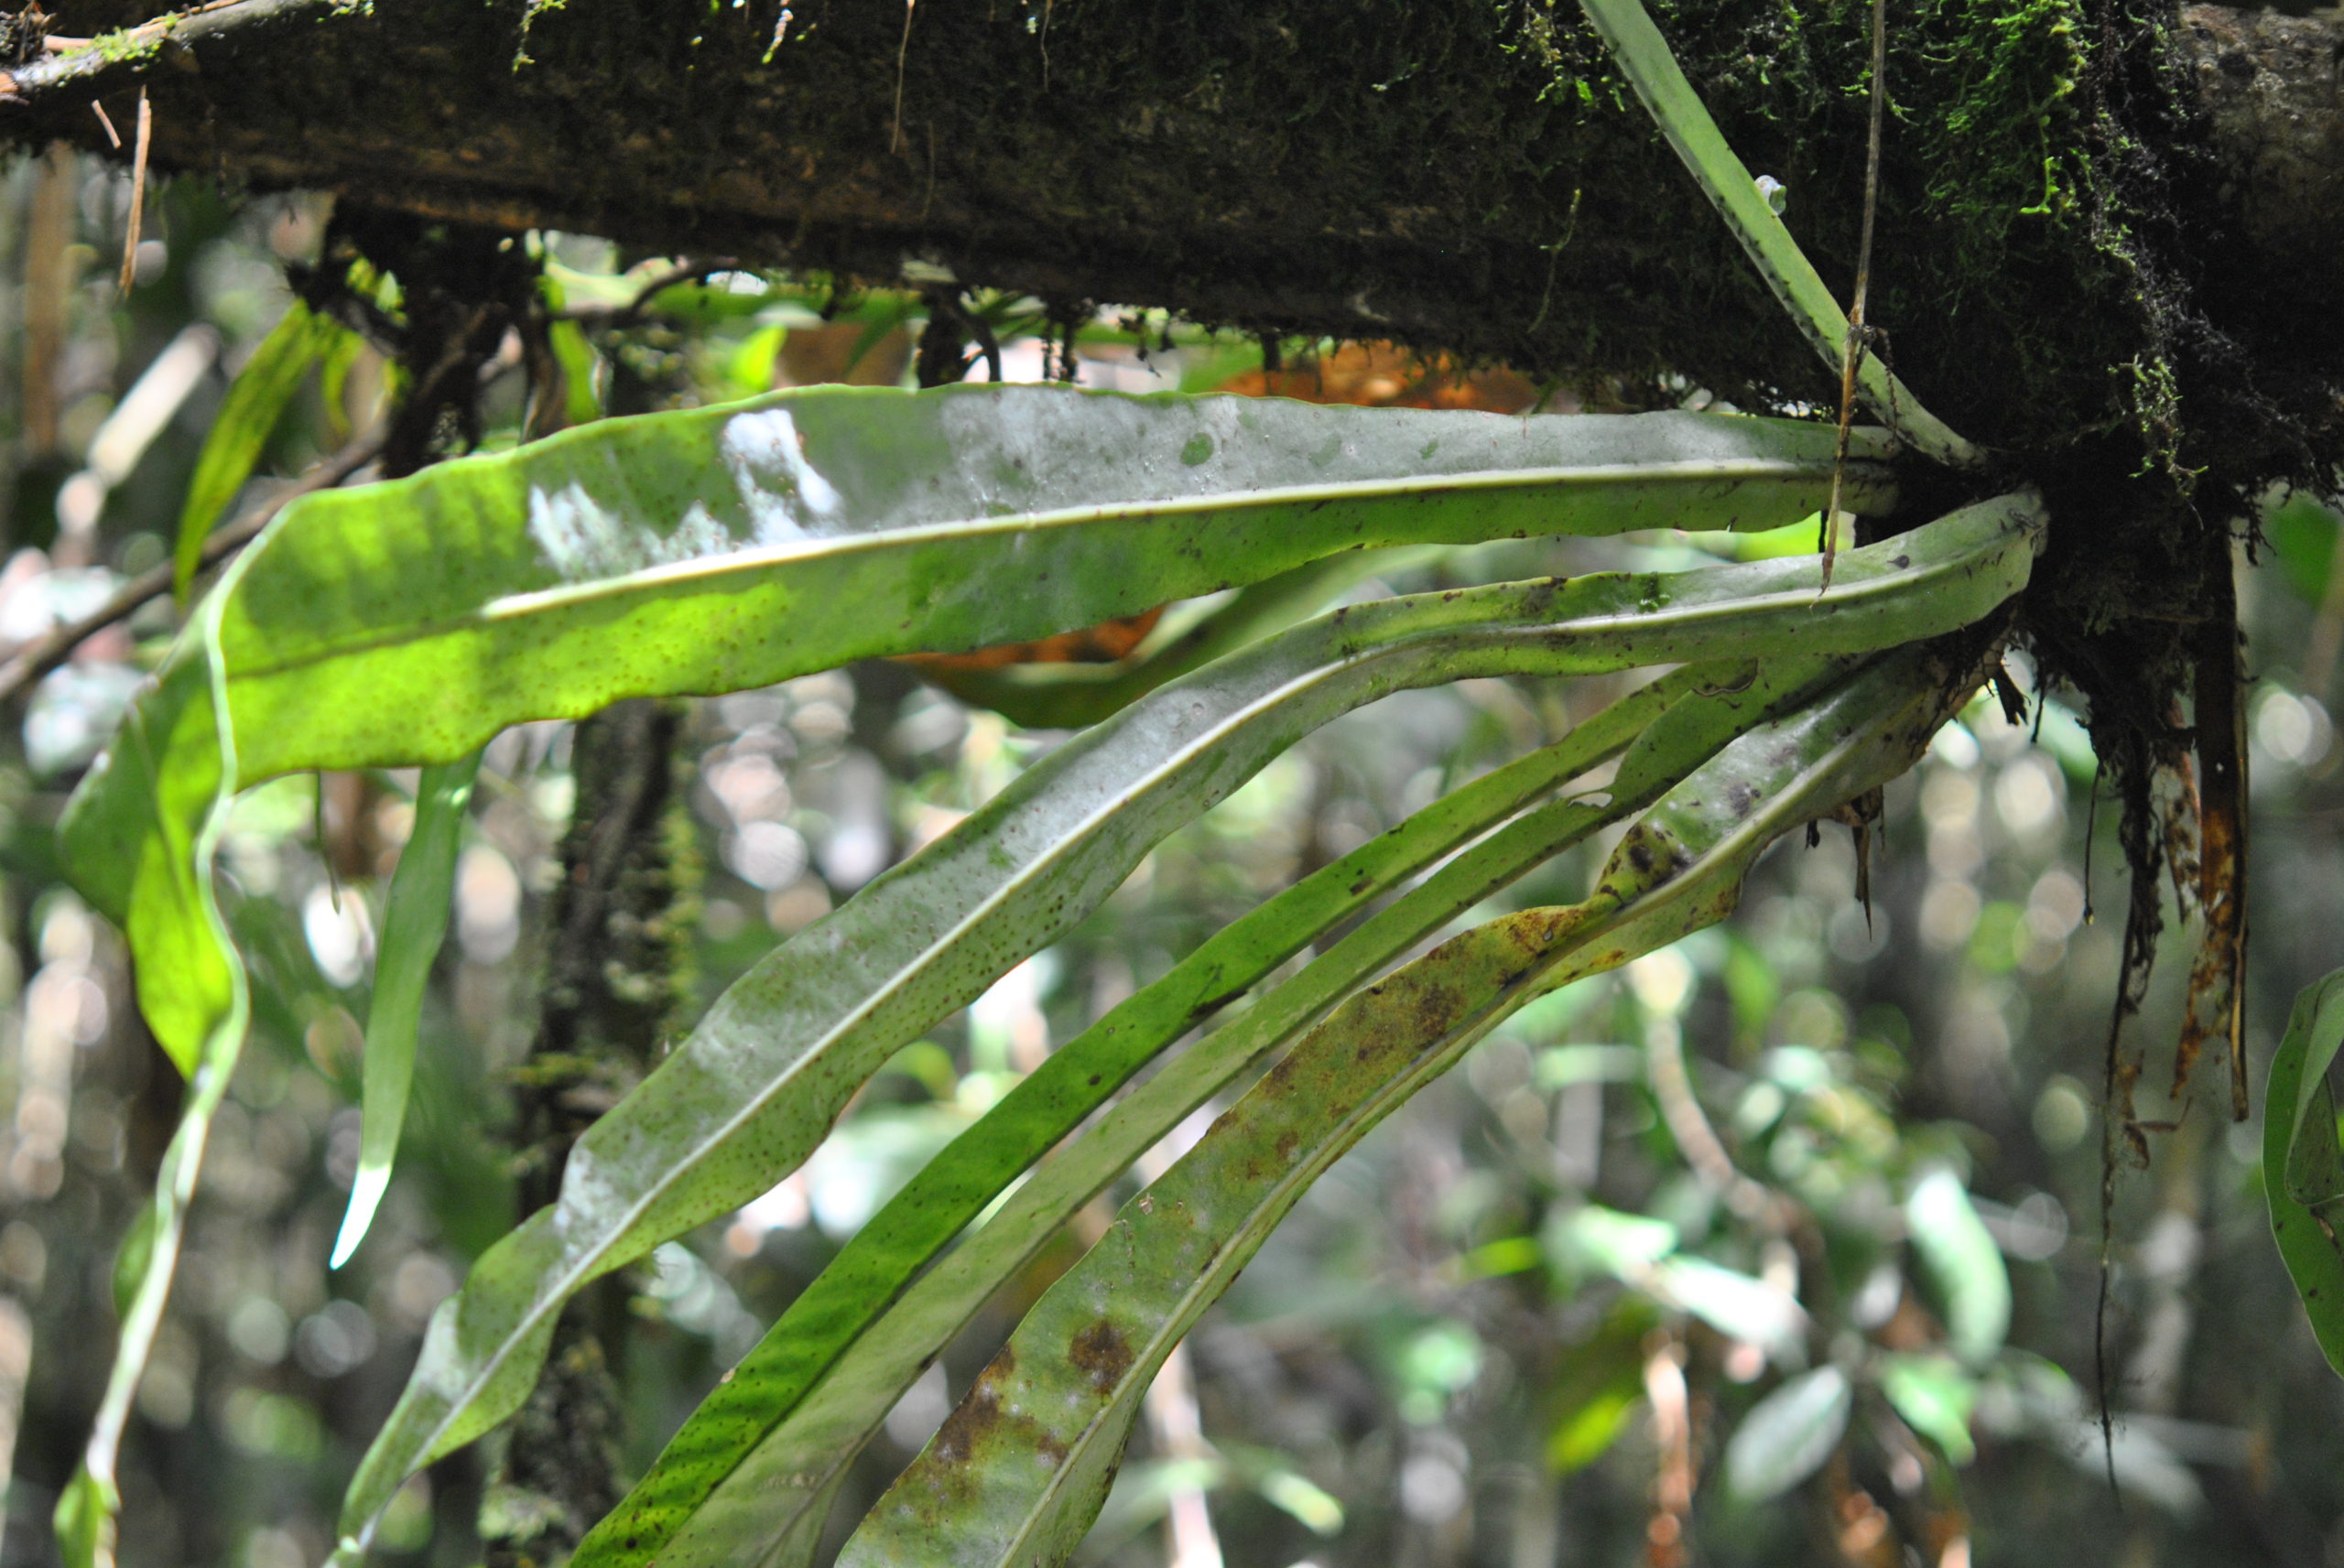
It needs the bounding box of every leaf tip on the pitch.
[330,1170,389,1270]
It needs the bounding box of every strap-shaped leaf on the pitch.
[52,590,250,1568]
[213,395,1904,780]
[331,750,483,1269]
[2263,972,2344,1377]
[578,676,1653,1565]
[62,396,1914,1545]
[71,392,1894,1076]
[840,646,1971,1568]
[336,498,2038,1550]
[914,550,1423,729]
[578,655,1843,1568]
[1576,0,1981,470]
[171,299,358,600]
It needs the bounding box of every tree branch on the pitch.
[0,0,343,113]
[0,1,2336,481]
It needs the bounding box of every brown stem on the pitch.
[114,88,148,296]
[2178,534,2247,1119]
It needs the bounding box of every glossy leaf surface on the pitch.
[71,391,1894,1076]
[841,646,1976,1566]
[583,655,1846,1567]
[339,500,2036,1550]
[209,393,1901,779]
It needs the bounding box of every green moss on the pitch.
[82,21,168,65]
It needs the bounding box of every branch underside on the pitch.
[1,1,2337,471]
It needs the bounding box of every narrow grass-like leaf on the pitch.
[331,750,483,1269]
[578,678,1658,1564]
[840,647,1973,1567]
[172,300,353,600]
[915,550,1421,729]
[603,654,1847,1568]
[337,500,2037,1552]
[1576,0,1981,470]
[2264,971,2344,1378]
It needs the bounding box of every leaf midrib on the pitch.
[224,455,1882,687]
[986,706,1889,1564]
[383,515,2020,1486]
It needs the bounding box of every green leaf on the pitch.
[54,589,251,1568]
[1575,0,1980,470]
[548,319,604,427]
[576,679,1651,1563]
[1904,1167,2011,1365]
[581,656,1836,1568]
[838,645,1977,1567]
[1543,1303,1655,1474]
[2265,493,2341,607]
[2263,971,2344,1378]
[214,395,1900,778]
[1251,1466,1343,1536]
[2285,973,2344,1208]
[331,750,483,1269]
[1545,1206,1802,1356]
[1723,1368,1852,1501]
[1651,1256,1804,1357]
[107,1206,157,1322]
[340,498,2036,1552]
[52,1471,116,1568]
[917,548,1423,729]
[74,390,1903,1080]
[1877,1351,1979,1465]
[172,300,353,600]
[1546,1204,1679,1278]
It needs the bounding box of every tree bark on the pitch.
[484,698,694,1568]
[1,0,2338,476]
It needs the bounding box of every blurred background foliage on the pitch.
[0,146,2341,1568]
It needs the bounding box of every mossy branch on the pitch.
[0,0,353,111]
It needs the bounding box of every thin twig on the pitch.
[891,0,917,154]
[115,86,149,296]
[1820,0,1888,590]
[0,434,380,706]
[1645,1015,1780,1224]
